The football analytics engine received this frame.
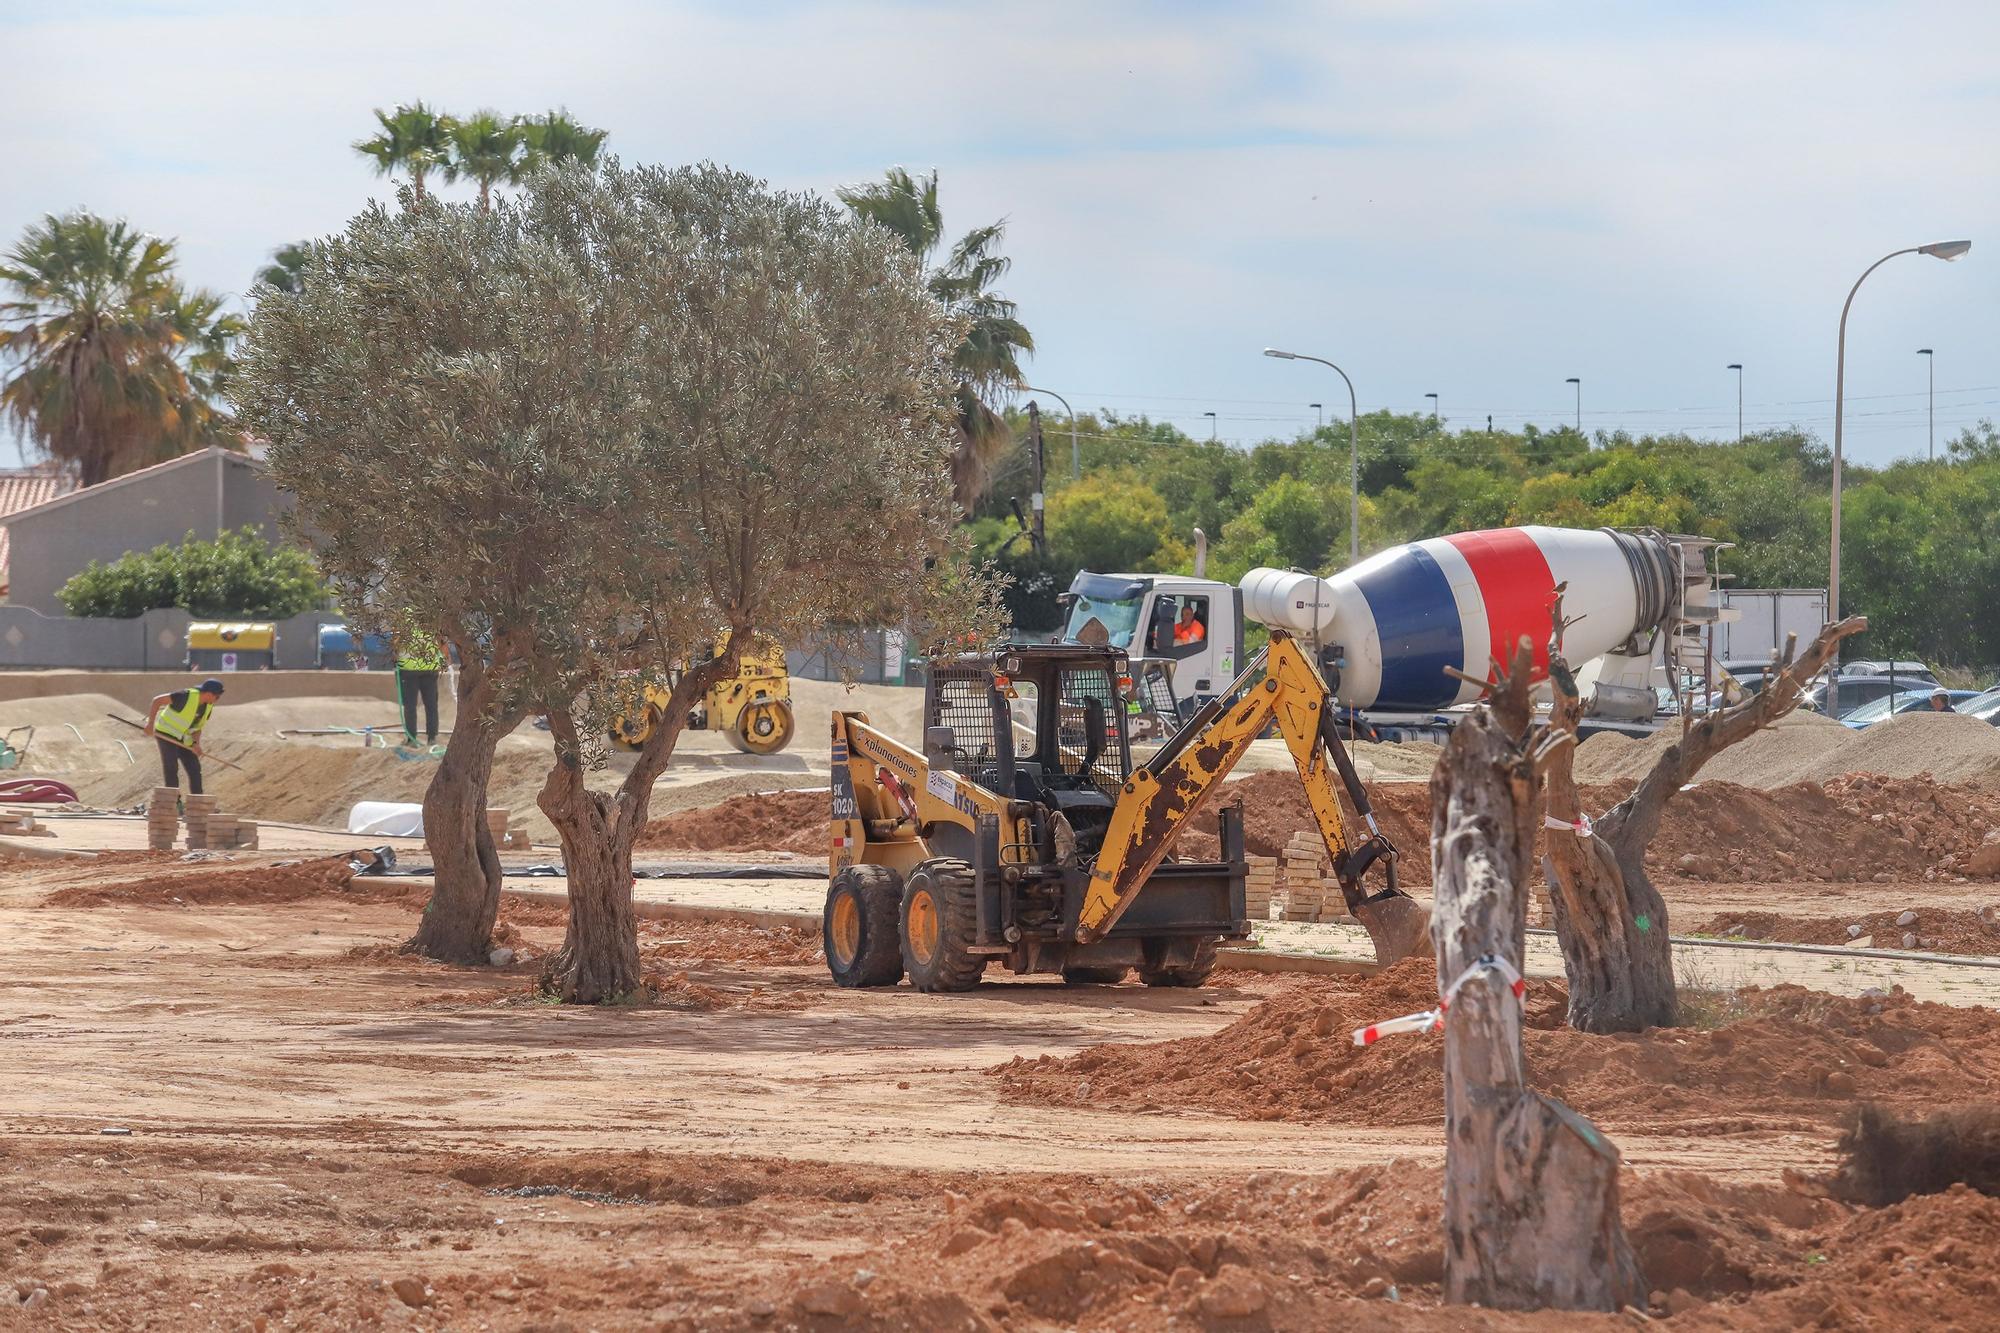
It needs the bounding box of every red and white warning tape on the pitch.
[1351,954,1527,1047]
[1543,811,1593,837]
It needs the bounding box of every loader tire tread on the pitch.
[824,864,904,988]
[1139,937,1219,988]
[901,858,986,993]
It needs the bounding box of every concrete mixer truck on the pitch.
[1062,525,1733,736]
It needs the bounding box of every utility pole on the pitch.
[1203,411,1217,441]
[1311,402,1324,429]
[1026,401,1047,555]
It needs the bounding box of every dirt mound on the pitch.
[1175,768,2000,887]
[1576,708,2000,789]
[1693,906,2000,955]
[640,918,823,966]
[997,977,2000,1133]
[43,856,360,908]
[636,789,827,853]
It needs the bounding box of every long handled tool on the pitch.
[105,714,247,772]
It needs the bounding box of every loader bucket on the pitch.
[1351,891,1433,966]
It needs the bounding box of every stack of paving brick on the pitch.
[1282,832,1331,922]
[182,794,218,850]
[1243,854,1280,921]
[0,807,45,836]
[146,787,181,850]
[485,808,512,848]
[502,827,533,850]
[203,814,261,851]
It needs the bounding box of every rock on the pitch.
[745,1298,776,1318]
[852,1269,876,1289]
[1978,905,2000,935]
[1846,924,1864,939]
[390,1278,429,1309]
[1845,935,1874,949]
[1361,1276,1388,1299]
[21,1289,47,1310]
[1663,1288,1701,1315]
[940,1229,985,1257]
[1824,1071,1857,1097]
[1966,830,2000,877]
[1895,910,1918,927]
[1196,1267,1268,1319]
[794,1281,864,1318]
[488,947,515,967]
[1902,933,1918,950]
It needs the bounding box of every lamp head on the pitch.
[1564,377,1581,385]
[1919,240,1971,261]
[1727,363,1742,370]
[1918,348,1934,356]
[1263,348,1297,360]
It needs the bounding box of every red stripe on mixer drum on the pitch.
[1443,528,1558,679]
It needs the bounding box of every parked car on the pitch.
[1958,688,2000,727]
[1805,662,1942,718]
[1839,689,1984,729]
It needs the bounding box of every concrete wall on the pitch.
[0,668,398,713]
[0,606,342,671]
[5,452,292,614]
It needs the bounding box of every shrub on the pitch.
[57,526,327,619]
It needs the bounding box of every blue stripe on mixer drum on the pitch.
[1355,543,1466,710]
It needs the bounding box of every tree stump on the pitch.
[1432,644,1645,1312]
[1543,615,1866,1033]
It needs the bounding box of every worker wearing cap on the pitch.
[1927,688,1957,713]
[144,678,224,795]
[395,626,446,748]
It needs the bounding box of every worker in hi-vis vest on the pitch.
[144,678,225,795]
[394,626,446,748]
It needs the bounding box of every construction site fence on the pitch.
[0,606,344,672]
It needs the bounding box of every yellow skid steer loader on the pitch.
[823,631,1428,991]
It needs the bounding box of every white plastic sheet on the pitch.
[347,800,424,837]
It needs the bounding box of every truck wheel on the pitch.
[901,858,985,992]
[824,865,904,988]
[1061,966,1131,985]
[1138,938,1219,988]
[728,700,796,754]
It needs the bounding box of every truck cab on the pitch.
[1059,572,1243,710]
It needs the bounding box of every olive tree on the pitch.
[236,184,631,963]
[239,162,995,999]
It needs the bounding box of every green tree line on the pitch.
[970,410,2000,670]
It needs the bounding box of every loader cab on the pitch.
[922,645,1134,854]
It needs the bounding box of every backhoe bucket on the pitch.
[1350,891,1433,966]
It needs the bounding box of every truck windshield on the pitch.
[1063,593,1142,649]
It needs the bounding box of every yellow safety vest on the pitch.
[397,633,445,671]
[155,694,212,744]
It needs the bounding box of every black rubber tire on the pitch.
[727,699,796,755]
[823,865,904,988]
[900,858,986,993]
[1138,938,1219,988]
[1061,966,1131,985]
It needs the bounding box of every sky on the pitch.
[4,0,1998,469]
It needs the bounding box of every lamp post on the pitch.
[1203,411,1217,441]
[1023,385,1079,480]
[1727,363,1743,442]
[1564,377,1581,434]
[1829,240,1970,716]
[1264,347,1360,566]
[1424,392,1439,427]
[1310,402,1323,429]
[1916,349,1935,461]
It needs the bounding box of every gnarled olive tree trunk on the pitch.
[407,650,522,964]
[538,651,737,1003]
[1542,616,1866,1033]
[1433,643,1645,1312]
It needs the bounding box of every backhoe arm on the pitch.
[1077,632,1424,962]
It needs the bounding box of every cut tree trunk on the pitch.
[1432,644,1646,1312]
[1541,682,1676,1033]
[1542,615,1866,1034]
[406,658,519,964]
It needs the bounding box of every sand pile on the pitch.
[44,855,360,908]
[995,975,2000,1132]
[1576,709,2000,788]
[636,789,827,853]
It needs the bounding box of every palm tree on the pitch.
[354,102,455,202]
[254,241,311,294]
[446,111,526,210]
[518,109,609,170]
[1,212,241,485]
[838,168,1033,507]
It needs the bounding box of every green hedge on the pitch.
[57,527,327,619]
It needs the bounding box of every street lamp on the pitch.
[1203,411,1217,441]
[1424,392,1439,426]
[1310,402,1323,429]
[1916,350,1935,461]
[1264,347,1360,566]
[1727,363,1743,442]
[1564,377,1581,434]
[1023,385,1079,480]
[1829,239,1971,715]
